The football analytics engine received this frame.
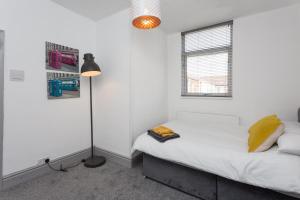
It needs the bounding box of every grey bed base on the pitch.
[143,153,299,200]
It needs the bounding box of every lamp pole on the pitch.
[89,76,94,157]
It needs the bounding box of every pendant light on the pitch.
[131,0,161,29]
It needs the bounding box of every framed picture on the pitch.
[47,72,80,99]
[45,42,79,73]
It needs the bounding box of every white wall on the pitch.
[94,9,168,158]
[131,28,168,142]
[94,10,132,158]
[167,4,300,126]
[0,0,96,175]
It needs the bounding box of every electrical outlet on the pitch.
[37,157,49,165]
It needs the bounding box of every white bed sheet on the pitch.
[132,120,300,196]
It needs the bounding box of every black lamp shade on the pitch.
[81,53,101,77]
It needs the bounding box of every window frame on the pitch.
[181,21,233,98]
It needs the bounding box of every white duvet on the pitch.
[132,120,300,196]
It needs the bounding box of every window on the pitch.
[181,21,233,97]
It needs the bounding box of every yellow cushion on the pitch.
[248,115,284,152]
[151,126,175,137]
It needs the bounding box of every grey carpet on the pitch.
[0,161,198,200]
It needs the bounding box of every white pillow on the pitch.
[278,133,300,156]
[283,121,300,134]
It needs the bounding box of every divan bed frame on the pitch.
[143,153,298,200]
[142,112,300,200]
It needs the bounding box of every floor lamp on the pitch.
[81,53,106,168]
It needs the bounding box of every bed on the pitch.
[132,112,300,200]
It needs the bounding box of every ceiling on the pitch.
[52,0,130,22]
[52,0,300,33]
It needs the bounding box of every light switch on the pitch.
[9,69,25,82]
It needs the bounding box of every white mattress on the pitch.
[132,120,300,196]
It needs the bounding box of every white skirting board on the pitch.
[1,147,141,191]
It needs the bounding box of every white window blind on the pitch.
[182,21,233,97]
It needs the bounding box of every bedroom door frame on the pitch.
[0,30,4,190]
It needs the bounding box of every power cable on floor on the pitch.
[45,158,86,172]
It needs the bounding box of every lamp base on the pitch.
[84,156,106,168]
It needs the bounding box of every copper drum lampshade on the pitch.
[131,0,161,29]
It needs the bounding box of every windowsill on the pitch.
[181,96,233,100]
